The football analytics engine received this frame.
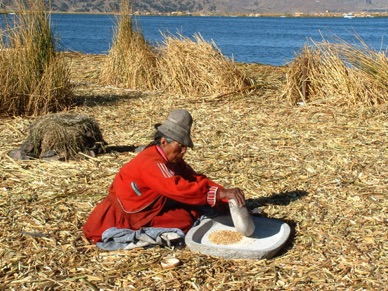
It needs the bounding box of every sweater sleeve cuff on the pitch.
[207,186,218,207]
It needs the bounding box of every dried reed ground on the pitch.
[0,53,387,290]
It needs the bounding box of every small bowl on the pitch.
[160,257,180,269]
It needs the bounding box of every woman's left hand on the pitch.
[218,188,246,207]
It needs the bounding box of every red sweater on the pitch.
[83,145,224,243]
[111,145,222,229]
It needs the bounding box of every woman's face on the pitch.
[160,137,187,163]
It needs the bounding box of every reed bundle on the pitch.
[157,33,251,96]
[0,0,72,116]
[100,0,251,97]
[284,38,388,107]
[12,112,107,160]
[99,1,157,90]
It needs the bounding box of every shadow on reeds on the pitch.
[246,189,308,258]
[246,189,308,207]
[105,145,138,153]
[269,216,298,258]
[72,92,145,107]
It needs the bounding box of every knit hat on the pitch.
[158,109,194,148]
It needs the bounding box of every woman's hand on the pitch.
[218,188,246,207]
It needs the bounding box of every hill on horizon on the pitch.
[1,0,388,14]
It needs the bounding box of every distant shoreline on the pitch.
[1,10,388,18]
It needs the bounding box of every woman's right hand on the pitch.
[218,188,246,207]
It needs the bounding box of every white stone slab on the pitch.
[185,215,291,259]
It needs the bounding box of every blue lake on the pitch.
[3,14,388,66]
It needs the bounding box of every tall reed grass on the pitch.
[284,37,388,107]
[100,0,251,96]
[100,0,158,90]
[0,0,72,116]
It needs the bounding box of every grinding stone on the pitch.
[185,215,291,259]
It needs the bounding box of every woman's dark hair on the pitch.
[144,128,172,149]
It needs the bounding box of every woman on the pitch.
[83,109,246,244]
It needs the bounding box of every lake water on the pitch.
[3,14,388,66]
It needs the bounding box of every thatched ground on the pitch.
[0,53,386,290]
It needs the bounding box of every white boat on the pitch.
[344,13,356,19]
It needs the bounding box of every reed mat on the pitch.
[0,53,386,290]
